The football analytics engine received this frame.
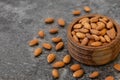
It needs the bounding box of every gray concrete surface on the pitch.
[0,0,120,80]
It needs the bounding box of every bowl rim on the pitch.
[67,14,120,50]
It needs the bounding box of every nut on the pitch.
[47,53,56,63]
[89,71,99,78]
[73,24,82,29]
[107,28,116,39]
[84,6,91,12]
[81,37,89,46]
[57,18,65,27]
[38,30,45,38]
[83,22,91,29]
[72,10,81,15]
[52,37,62,43]
[45,17,54,24]
[55,42,64,51]
[52,61,65,68]
[70,64,81,71]
[73,69,84,78]
[105,76,115,80]
[63,55,71,64]
[52,69,59,78]
[34,48,42,57]
[42,43,52,50]
[90,41,102,47]
[29,39,39,46]
[49,28,58,34]
[107,21,113,29]
[104,35,111,43]
[76,32,86,39]
[113,63,120,71]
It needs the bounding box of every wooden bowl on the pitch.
[67,14,120,66]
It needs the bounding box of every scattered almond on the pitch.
[63,55,71,64]
[84,6,91,12]
[113,63,120,71]
[52,69,59,78]
[47,53,56,63]
[49,28,58,34]
[89,71,99,78]
[29,39,39,46]
[70,64,81,71]
[57,18,65,27]
[45,17,54,24]
[73,69,84,78]
[42,43,52,50]
[52,61,65,68]
[38,30,45,38]
[34,48,42,57]
[55,42,64,51]
[72,10,81,16]
[105,76,115,80]
[52,37,62,43]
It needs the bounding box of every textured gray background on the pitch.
[0,0,120,80]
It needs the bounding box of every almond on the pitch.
[76,32,86,38]
[107,28,116,39]
[104,35,111,43]
[73,24,82,29]
[96,22,105,30]
[99,28,107,36]
[90,29,100,35]
[99,19,107,24]
[84,6,91,12]
[52,61,65,68]
[92,35,100,41]
[29,39,39,46]
[57,18,65,27]
[63,55,71,64]
[83,22,91,29]
[79,18,89,23]
[107,21,113,29]
[91,23,97,29]
[79,28,89,33]
[89,71,99,78]
[90,17,98,23]
[52,69,59,78]
[42,43,52,50]
[103,17,108,22]
[113,63,120,71]
[34,48,42,57]
[49,28,58,34]
[70,64,81,71]
[73,69,84,78]
[88,39,95,46]
[45,17,54,24]
[38,30,45,38]
[52,37,62,43]
[47,53,56,63]
[55,42,64,51]
[90,42,102,47]
[74,29,80,32]
[100,36,106,42]
[73,35,79,42]
[72,10,81,15]
[105,76,115,80]
[81,37,89,46]
[71,31,76,36]
[86,33,94,40]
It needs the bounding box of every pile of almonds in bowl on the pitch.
[71,15,117,47]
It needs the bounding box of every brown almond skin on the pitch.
[90,29,100,35]
[89,71,99,78]
[34,48,42,57]
[76,32,86,39]
[55,42,64,51]
[107,21,113,29]
[73,69,84,78]
[81,37,89,46]
[45,18,54,24]
[100,36,106,42]
[47,53,56,63]
[107,28,116,39]
[84,6,91,12]
[29,39,39,46]
[113,64,120,71]
[52,69,59,78]
[38,31,45,38]
[72,10,81,16]
[90,17,98,23]
[52,37,62,43]
[73,35,79,42]
[91,42,102,47]
[73,24,82,29]
[104,35,111,43]
[52,61,65,68]
[96,22,105,30]
[83,22,91,29]
[79,28,89,33]
[63,55,71,64]
[42,43,52,50]
[99,28,107,36]
[70,64,81,71]
[79,18,89,23]
[49,28,58,34]
[105,76,115,80]
[58,18,65,27]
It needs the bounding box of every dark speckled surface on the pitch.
[0,0,120,80]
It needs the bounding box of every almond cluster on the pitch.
[71,16,117,47]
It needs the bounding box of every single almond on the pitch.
[55,42,64,51]
[63,55,71,64]
[49,28,58,34]
[105,76,115,80]
[79,18,89,23]
[100,36,106,42]
[73,24,82,29]
[91,23,97,29]
[104,35,111,43]
[42,43,52,50]
[71,31,76,36]
[38,30,45,38]
[91,42,102,47]
[72,10,81,15]
[107,28,116,39]
[84,6,91,12]
[52,37,62,43]
[73,69,84,78]
[99,28,107,36]
[96,22,105,30]
[29,39,39,46]
[73,35,79,42]
[52,61,65,68]
[79,28,89,33]
[45,17,54,24]
[92,35,100,41]
[103,17,108,22]
[90,17,98,23]
[34,48,42,57]
[83,22,91,29]
[90,29,100,35]
[88,39,95,46]
[81,37,89,46]
[57,18,65,27]
[113,63,120,71]
[107,21,113,29]
[76,32,86,39]
[47,53,56,63]
[70,64,81,71]
[89,71,99,78]
[99,19,107,24]
[86,33,94,40]
[52,69,59,78]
